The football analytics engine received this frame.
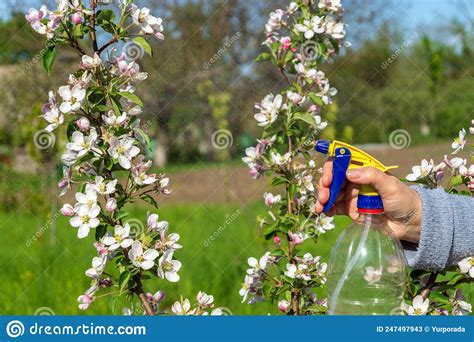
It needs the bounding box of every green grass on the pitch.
[0,202,350,315]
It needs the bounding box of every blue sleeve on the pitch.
[401,186,474,271]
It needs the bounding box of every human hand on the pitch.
[315,164,422,243]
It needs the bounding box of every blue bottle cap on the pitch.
[357,194,384,214]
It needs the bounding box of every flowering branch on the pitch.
[28,0,223,316]
[240,0,348,315]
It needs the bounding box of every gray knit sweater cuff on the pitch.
[402,185,474,271]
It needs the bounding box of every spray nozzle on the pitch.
[314,140,398,214]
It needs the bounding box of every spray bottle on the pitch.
[314,140,406,315]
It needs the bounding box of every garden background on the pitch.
[0,0,473,315]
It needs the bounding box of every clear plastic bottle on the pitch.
[326,213,406,315]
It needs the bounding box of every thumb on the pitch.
[346,167,395,197]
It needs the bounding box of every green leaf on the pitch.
[133,37,152,57]
[134,127,151,151]
[120,91,143,107]
[270,248,285,257]
[271,176,288,186]
[96,9,116,23]
[118,270,131,291]
[42,45,57,75]
[293,112,316,127]
[95,225,108,241]
[140,193,159,209]
[450,175,464,187]
[308,92,324,106]
[255,52,271,62]
[429,291,450,304]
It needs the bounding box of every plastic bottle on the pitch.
[326,213,406,315]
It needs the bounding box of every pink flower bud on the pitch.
[70,12,83,24]
[154,290,166,302]
[60,203,75,217]
[288,231,304,245]
[76,117,90,131]
[105,198,117,212]
[278,299,290,312]
[273,235,281,244]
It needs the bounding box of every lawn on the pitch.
[0,202,350,315]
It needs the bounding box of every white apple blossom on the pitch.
[102,110,128,127]
[115,54,148,81]
[296,63,318,79]
[85,256,107,279]
[131,5,164,39]
[450,157,468,175]
[171,298,194,315]
[363,266,383,285]
[265,9,285,33]
[147,213,169,232]
[70,204,101,239]
[313,115,328,131]
[284,263,311,281]
[406,159,434,181]
[76,117,90,131]
[263,192,281,207]
[295,16,325,39]
[402,295,429,315]
[59,84,86,113]
[254,94,283,127]
[77,285,97,310]
[451,289,472,315]
[103,224,134,251]
[239,275,254,303]
[157,250,182,282]
[108,136,140,169]
[81,53,102,70]
[458,257,474,278]
[271,151,291,165]
[105,198,117,212]
[314,214,334,233]
[247,252,270,273]
[318,0,342,12]
[197,291,214,307]
[128,241,159,270]
[242,147,260,168]
[75,184,100,211]
[156,232,182,251]
[451,128,466,154]
[66,128,98,158]
[42,107,64,132]
[132,159,157,185]
[25,5,48,23]
[287,91,305,106]
[324,17,345,39]
[31,17,61,39]
[93,176,117,195]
